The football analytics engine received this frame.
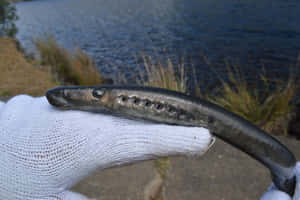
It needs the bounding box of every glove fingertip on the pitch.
[260,190,291,200]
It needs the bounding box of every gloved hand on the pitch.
[0,95,214,200]
[260,162,300,200]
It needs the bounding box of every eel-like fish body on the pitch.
[46,85,296,196]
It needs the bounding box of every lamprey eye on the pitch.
[93,89,105,98]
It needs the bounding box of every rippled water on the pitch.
[15,0,300,83]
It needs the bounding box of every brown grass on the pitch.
[138,55,187,93]
[139,54,297,136]
[34,36,102,85]
[0,37,57,97]
[208,67,297,135]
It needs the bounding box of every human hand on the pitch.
[260,162,300,200]
[0,95,214,200]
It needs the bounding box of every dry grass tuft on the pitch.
[138,55,187,93]
[34,36,102,85]
[209,67,297,135]
[72,49,104,85]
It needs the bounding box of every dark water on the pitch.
[15,0,300,83]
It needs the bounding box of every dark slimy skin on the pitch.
[46,85,296,196]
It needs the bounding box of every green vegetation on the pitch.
[34,36,102,85]
[209,68,297,135]
[0,0,18,37]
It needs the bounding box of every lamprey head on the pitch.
[46,86,109,112]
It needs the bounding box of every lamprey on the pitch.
[46,85,296,196]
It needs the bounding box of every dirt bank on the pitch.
[0,37,57,97]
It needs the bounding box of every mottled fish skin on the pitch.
[46,85,296,195]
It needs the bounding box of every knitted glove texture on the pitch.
[0,95,213,200]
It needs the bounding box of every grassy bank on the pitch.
[0,36,103,98]
[0,37,57,97]
[34,36,102,85]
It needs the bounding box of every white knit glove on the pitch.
[260,162,300,200]
[0,95,214,200]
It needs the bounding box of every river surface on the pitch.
[15,0,300,84]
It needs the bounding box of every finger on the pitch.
[260,190,291,200]
[74,117,214,173]
[45,98,214,179]
[292,162,300,200]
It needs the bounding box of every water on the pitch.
[15,0,300,83]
